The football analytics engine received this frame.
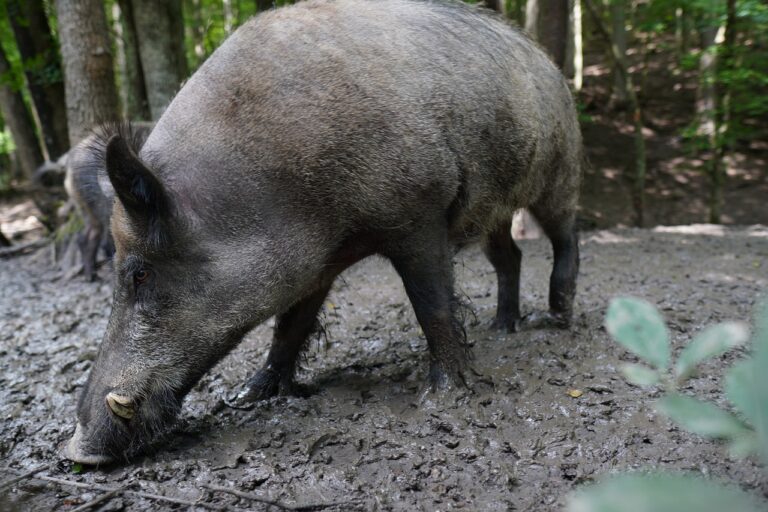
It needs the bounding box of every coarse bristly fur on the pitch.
[65,0,583,464]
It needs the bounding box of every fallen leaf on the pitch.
[568,389,583,398]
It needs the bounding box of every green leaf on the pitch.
[567,473,763,512]
[71,463,83,474]
[620,364,660,387]
[752,301,768,466]
[728,433,759,459]
[606,298,670,370]
[726,359,758,425]
[675,322,749,381]
[656,394,751,440]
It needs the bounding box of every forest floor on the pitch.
[2,225,767,511]
[579,44,768,228]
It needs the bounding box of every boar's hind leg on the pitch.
[527,205,579,329]
[482,220,522,332]
[77,227,101,281]
[238,284,332,402]
[390,236,470,391]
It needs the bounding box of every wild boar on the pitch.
[63,0,582,464]
[64,123,153,280]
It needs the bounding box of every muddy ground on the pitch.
[1,224,767,511]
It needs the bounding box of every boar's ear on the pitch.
[105,135,169,226]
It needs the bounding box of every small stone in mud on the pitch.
[547,377,566,386]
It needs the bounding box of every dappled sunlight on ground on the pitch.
[0,199,45,241]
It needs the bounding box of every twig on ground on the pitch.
[202,483,358,511]
[0,468,227,511]
[202,483,297,511]
[0,464,52,493]
[69,485,129,512]
[0,237,49,258]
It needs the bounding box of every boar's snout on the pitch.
[61,421,116,465]
[63,382,183,465]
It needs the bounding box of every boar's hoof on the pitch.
[230,368,311,407]
[520,311,571,330]
[420,362,470,397]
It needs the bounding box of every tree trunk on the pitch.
[565,0,583,91]
[525,0,568,69]
[0,45,45,180]
[185,0,206,68]
[6,0,70,159]
[115,0,151,120]
[698,24,723,224]
[223,0,235,34]
[255,0,273,13]
[55,0,120,146]
[132,0,189,120]
[610,0,628,106]
[675,6,690,58]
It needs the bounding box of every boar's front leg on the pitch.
[238,283,332,402]
[390,233,470,392]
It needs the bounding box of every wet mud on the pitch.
[2,225,767,510]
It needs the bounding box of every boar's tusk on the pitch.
[106,393,135,420]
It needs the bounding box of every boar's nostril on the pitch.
[106,392,135,420]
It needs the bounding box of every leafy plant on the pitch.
[567,297,768,512]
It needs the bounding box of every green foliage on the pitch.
[656,393,751,440]
[620,363,659,386]
[605,298,670,370]
[605,297,757,452]
[569,299,768,512]
[675,322,749,380]
[568,473,761,512]
[0,9,26,94]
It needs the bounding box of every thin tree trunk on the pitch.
[186,0,206,67]
[0,44,61,230]
[584,0,646,227]
[223,0,235,34]
[698,23,724,224]
[6,0,70,159]
[55,0,120,146]
[565,0,583,91]
[0,45,45,180]
[115,0,151,120]
[675,5,690,58]
[610,0,628,106]
[525,0,569,70]
[714,0,736,206]
[132,0,189,120]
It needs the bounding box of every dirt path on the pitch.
[2,225,767,511]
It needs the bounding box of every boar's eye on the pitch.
[133,268,152,286]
